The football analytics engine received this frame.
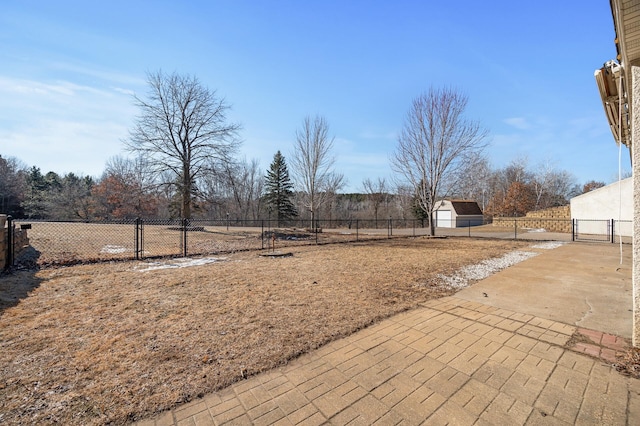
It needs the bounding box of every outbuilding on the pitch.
[434,200,484,228]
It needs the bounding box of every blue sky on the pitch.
[0,0,629,192]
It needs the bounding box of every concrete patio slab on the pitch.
[456,242,633,338]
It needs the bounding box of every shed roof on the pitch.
[450,200,483,215]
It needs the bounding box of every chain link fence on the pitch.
[6,217,632,268]
[10,218,402,267]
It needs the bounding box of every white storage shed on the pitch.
[434,200,484,228]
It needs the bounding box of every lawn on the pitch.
[0,237,528,425]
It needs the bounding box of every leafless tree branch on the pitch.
[124,70,241,218]
[391,87,488,235]
[290,115,341,227]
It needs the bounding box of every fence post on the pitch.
[6,216,13,269]
[356,219,359,242]
[135,218,140,260]
[468,220,471,237]
[514,219,517,239]
[182,218,188,257]
[413,219,416,237]
[261,220,264,250]
[611,219,615,244]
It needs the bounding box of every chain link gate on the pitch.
[134,218,190,260]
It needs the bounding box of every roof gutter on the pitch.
[594,0,632,154]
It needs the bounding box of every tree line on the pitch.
[0,151,603,224]
[0,72,608,228]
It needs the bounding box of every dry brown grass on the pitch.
[616,347,640,378]
[0,237,528,425]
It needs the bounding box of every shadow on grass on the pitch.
[0,246,42,317]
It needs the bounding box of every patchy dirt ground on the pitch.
[0,237,528,425]
[616,348,640,378]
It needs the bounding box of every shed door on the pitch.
[436,210,452,228]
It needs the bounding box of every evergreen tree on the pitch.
[47,173,94,220]
[264,151,297,226]
[23,166,49,218]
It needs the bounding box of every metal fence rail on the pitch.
[572,219,611,242]
[571,219,632,243]
[4,217,632,268]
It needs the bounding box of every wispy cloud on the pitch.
[566,116,610,140]
[0,119,127,176]
[0,74,137,176]
[504,117,531,130]
[490,111,628,185]
[0,76,132,108]
[49,61,146,87]
[112,87,136,96]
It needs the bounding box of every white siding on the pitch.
[570,178,632,236]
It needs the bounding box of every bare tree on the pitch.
[290,115,340,228]
[485,157,532,217]
[331,194,362,226]
[222,158,264,221]
[391,87,488,235]
[393,184,414,220]
[199,158,263,220]
[104,155,156,191]
[532,160,576,210]
[0,156,27,217]
[94,156,159,219]
[493,181,536,217]
[362,177,388,225]
[502,156,531,186]
[452,156,492,210]
[582,180,606,193]
[124,70,241,219]
[321,172,346,222]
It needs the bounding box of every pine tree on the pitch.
[264,151,297,226]
[23,166,48,218]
